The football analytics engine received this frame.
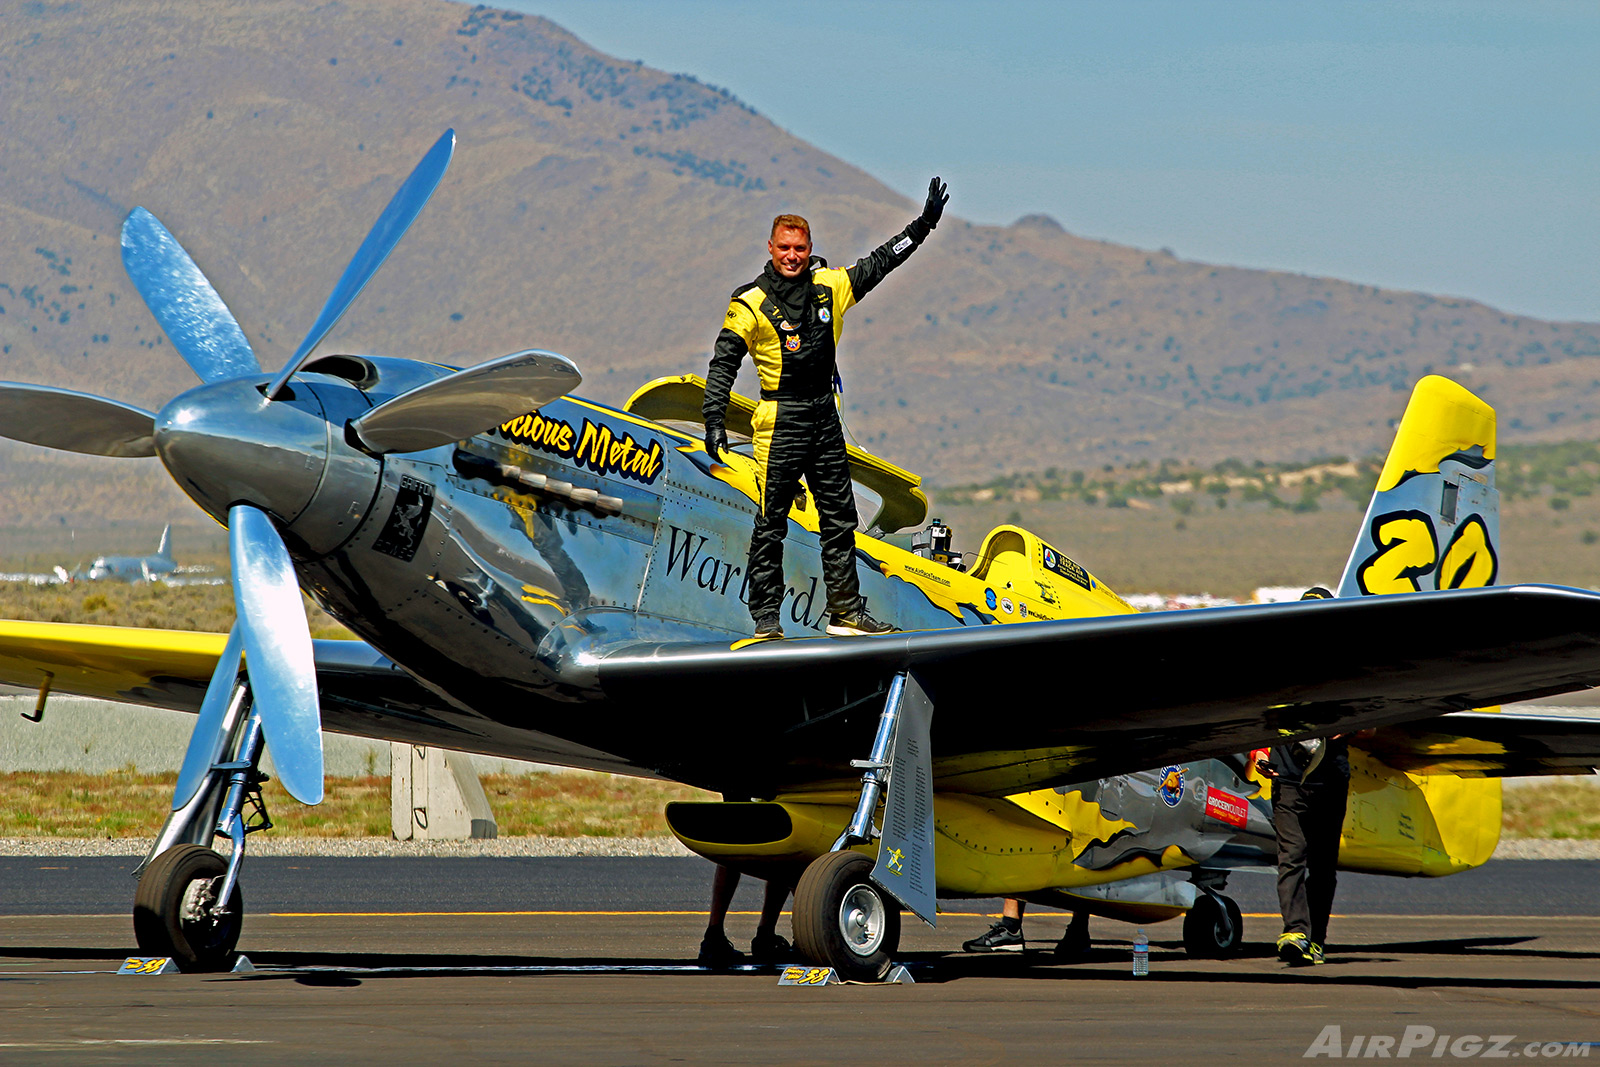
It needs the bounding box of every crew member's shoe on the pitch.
[1276,932,1315,967]
[698,930,746,970]
[1308,942,1326,965]
[962,920,1025,953]
[753,615,784,640]
[826,608,898,637]
[750,931,793,963]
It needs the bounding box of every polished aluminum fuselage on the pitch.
[154,357,971,785]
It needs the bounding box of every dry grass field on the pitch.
[928,492,1600,599]
[0,770,1589,839]
[0,769,716,839]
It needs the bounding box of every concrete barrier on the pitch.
[390,744,497,840]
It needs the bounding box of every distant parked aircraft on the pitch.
[79,524,177,582]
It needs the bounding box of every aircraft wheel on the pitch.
[792,851,900,982]
[133,844,242,972]
[1182,892,1243,959]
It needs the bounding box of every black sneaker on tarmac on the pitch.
[962,921,1025,953]
[1276,932,1315,967]
[826,608,898,637]
[753,615,784,640]
[698,931,746,970]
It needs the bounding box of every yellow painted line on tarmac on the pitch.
[269,909,1144,919]
[271,910,725,918]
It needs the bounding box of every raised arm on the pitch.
[844,177,949,301]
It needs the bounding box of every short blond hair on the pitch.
[770,214,811,240]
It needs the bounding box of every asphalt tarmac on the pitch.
[3,858,1597,1064]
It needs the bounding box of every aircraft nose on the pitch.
[154,379,330,527]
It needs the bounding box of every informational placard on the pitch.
[872,671,937,928]
[778,965,840,986]
[118,957,178,975]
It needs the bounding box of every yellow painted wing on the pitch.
[0,620,226,710]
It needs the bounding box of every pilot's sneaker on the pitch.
[752,615,785,640]
[698,930,746,970]
[1276,932,1315,967]
[1308,942,1326,965]
[826,608,898,637]
[750,931,793,963]
[962,920,1025,953]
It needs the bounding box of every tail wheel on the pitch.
[792,851,901,982]
[1182,892,1243,959]
[133,844,242,972]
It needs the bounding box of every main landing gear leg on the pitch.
[133,691,273,972]
[794,672,936,982]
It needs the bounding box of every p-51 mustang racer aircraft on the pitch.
[3,131,1600,978]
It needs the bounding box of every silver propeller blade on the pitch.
[171,624,244,811]
[349,349,582,454]
[229,504,324,805]
[120,208,260,384]
[265,129,456,400]
[0,383,156,457]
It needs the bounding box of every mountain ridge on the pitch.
[1,0,1596,525]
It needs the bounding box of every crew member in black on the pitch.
[1262,732,1350,966]
[1259,587,1356,966]
[703,178,949,638]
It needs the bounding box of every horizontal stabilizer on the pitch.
[350,349,581,454]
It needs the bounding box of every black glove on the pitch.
[704,423,728,461]
[920,176,949,230]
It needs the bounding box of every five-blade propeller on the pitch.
[172,625,244,810]
[265,128,456,400]
[0,130,555,813]
[229,504,323,804]
[350,348,581,454]
[0,384,156,457]
[121,208,261,385]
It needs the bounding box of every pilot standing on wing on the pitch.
[703,178,949,639]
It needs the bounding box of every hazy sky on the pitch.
[509,0,1598,323]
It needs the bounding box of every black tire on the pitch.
[1182,892,1243,959]
[133,844,242,972]
[792,851,900,982]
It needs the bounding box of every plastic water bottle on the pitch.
[1132,929,1149,976]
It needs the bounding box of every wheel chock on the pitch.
[778,965,840,985]
[778,964,915,986]
[883,964,915,984]
[230,955,256,973]
[117,956,179,975]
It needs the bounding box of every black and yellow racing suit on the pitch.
[704,215,933,623]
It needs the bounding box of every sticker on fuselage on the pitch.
[372,475,435,562]
[1204,786,1248,828]
[1158,765,1185,807]
[1040,542,1093,590]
